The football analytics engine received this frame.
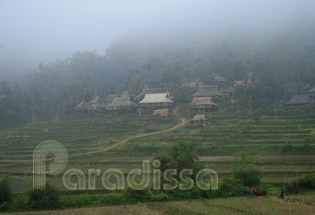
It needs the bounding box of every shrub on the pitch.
[149,191,170,202]
[285,181,300,194]
[0,202,10,211]
[298,173,315,189]
[167,183,203,200]
[125,188,152,202]
[216,177,247,197]
[28,181,61,209]
[233,165,263,187]
[13,194,29,210]
[0,176,12,206]
[99,192,126,205]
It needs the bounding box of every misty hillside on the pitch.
[1,28,315,127]
[2,1,315,214]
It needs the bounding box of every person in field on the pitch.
[250,187,254,197]
[280,187,285,199]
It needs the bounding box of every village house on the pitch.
[193,85,223,102]
[308,87,315,98]
[189,97,218,112]
[227,80,253,93]
[139,93,173,111]
[120,90,130,97]
[190,114,208,126]
[285,94,315,109]
[76,96,101,114]
[181,79,200,88]
[107,94,120,104]
[134,88,169,102]
[106,96,136,111]
[208,74,226,86]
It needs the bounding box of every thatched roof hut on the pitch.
[107,94,119,104]
[193,85,222,101]
[106,97,136,111]
[285,95,315,108]
[120,90,130,97]
[189,97,217,112]
[76,96,101,113]
[190,115,208,126]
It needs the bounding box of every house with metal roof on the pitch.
[285,94,315,109]
[139,93,173,111]
[134,88,169,102]
[189,97,218,112]
[193,85,222,101]
[308,87,315,97]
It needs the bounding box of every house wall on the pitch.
[139,102,173,111]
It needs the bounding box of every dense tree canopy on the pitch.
[1,33,315,128]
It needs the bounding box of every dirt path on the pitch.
[71,105,188,158]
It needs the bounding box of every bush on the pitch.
[167,183,203,200]
[0,176,12,206]
[298,173,315,189]
[216,177,247,198]
[125,188,152,202]
[0,202,10,211]
[13,194,29,210]
[99,192,126,205]
[286,181,300,194]
[28,181,61,209]
[149,190,170,202]
[233,165,263,187]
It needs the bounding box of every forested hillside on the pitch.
[1,30,315,127]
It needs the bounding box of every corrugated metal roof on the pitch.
[135,88,168,101]
[308,87,315,93]
[139,93,173,104]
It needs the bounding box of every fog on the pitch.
[1,0,315,81]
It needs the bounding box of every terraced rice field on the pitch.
[0,107,315,192]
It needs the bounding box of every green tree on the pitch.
[232,153,263,187]
[154,142,204,180]
[28,181,61,209]
[0,176,12,205]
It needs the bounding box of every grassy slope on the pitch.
[147,194,315,215]
[2,194,315,215]
[1,106,315,192]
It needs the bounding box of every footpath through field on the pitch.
[71,105,188,158]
